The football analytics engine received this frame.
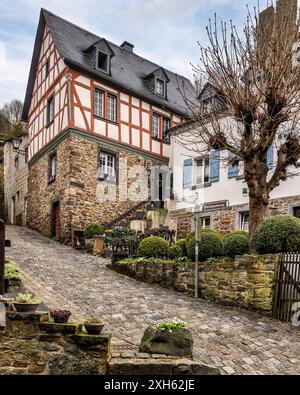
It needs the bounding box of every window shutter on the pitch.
[183,158,192,189]
[210,150,220,183]
[267,145,273,169]
[228,151,239,178]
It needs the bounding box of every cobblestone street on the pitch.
[6,225,300,375]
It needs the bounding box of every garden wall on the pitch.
[0,309,111,375]
[112,254,279,314]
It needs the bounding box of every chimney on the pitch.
[121,41,134,52]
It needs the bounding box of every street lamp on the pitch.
[192,204,202,298]
[12,137,22,151]
[12,137,27,155]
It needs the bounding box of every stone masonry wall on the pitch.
[27,135,153,242]
[172,195,300,237]
[0,311,111,375]
[112,254,279,314]
[4,136,28,226]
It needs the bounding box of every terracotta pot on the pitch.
[13,303,39,313]
[84,323,104,335]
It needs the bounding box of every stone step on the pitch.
[108,356,221,375]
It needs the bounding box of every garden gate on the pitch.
[272,252,300,322]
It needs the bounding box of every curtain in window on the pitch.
[183,158,192,189]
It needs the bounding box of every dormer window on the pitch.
[97,50,109,73]
[156,78,165,96]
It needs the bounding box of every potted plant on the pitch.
[84,317,104,335]
[4,262,22,293]
[13,292,41,312]
[50,310,72,323]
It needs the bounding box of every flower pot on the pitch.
[13,303,40,313]
[53,315,71,324]
[84,323,104,335]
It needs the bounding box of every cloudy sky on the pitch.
[0,0,270,107]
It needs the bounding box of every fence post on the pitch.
[0,220,5,296]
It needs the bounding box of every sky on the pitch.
[0,0,272,107]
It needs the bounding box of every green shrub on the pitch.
[175,239,187,256]
[187,232,223,261]
[223,233,249,258]
[137,236,169,258]
[254,215,300,254]
[84,224,105,239]
[4,262,22,282]
[168,244,183,259]
[223,231,248,240]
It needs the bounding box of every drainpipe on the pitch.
[65,73,73,125]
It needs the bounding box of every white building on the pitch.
[168,84,300,238]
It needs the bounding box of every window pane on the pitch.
[241,212,249,232]
[204,157,210,183]
[47,97,54,124]
[163,118,170,142]
[152,114,160,138]
[201,217,211,228]
[107,95,117,122]
[196,159,203,184]
[99,153,106,176]
[156,79,164,95]
[94,89,104,118]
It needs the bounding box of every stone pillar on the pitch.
[130,220,146,233]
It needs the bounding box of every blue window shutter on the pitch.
[228,151,239,178]
[210,150,220,183]
[267,145,273,169]
[183,158,192,189]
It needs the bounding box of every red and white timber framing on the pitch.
[27,24,183,162]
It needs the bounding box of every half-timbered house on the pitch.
[21,9,196,242]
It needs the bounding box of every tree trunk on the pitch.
[244,158,270,252]
[248,195,268,252]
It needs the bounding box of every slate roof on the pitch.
[22,8,197,121]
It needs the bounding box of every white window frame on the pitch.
[201,217,211,228]
[94,88,104,118]
[240,211,249,232]
[196,157,210,185]
[155,78,165,96]
[107,94,117,123]
[152,113,160,139]
[99,152,116,182]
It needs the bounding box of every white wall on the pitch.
[170,129,300,211]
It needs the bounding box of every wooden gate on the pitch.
[272,252,300,322]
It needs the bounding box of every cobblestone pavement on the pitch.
[6,225,300,375]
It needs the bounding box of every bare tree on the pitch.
[0,99,25,141]
[177,0,300,249]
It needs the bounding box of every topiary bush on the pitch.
[223,233,249,258]
[168,244,183,259]
[137,236,169,258]
[84,224,105,239]
[187,232,223,261]
[254,215,300,254]
[175,239,187,256]
[223,231,248,240]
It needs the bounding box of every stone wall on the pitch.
[27,134,153,243]
[4,136,28,226]
[171,195,300,237]
[112,254,279,314]
[0,310,111,375]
